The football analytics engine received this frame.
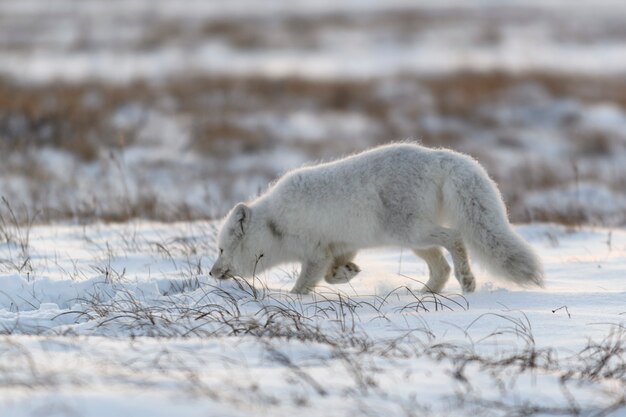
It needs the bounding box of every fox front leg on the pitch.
[291,256,332,294]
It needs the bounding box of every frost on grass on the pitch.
[0,221,625,416]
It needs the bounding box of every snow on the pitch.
[1,1,626,413]
[5,36,626,84]
[525,182,626,225]
[3,1,626,83]
[0,221,625,416]
[581,103,626,139]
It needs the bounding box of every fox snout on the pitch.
[209,264,231,280]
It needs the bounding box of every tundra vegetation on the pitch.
[0,1,625,416]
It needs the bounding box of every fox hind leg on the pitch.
[413,247,451,293]
[412,227,476,293]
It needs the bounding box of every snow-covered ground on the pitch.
[0,221,624,416]
[2,0,626,82]
[1,2,625,414]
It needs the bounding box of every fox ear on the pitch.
[232,203,251,237]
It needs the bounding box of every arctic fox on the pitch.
[210,143,543,294]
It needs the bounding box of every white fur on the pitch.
[210,143,544,294]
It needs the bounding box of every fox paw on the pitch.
[325,262,361,284]
[459,273,476,293]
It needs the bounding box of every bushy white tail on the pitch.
[442,156,544,287]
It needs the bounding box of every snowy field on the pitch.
[0,221,624,416]
[1,1,626,416]
[2,0,626,81]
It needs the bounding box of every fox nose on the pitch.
[211,267,231,280]
[210,265,225,278]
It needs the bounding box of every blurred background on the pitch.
[1,0,625,225]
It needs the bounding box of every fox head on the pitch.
[210,203,263,280]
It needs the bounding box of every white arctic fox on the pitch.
[210,143,543,294]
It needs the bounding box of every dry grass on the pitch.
[3,72,625,154]
[0,80,152,160]
[1,72,625,224]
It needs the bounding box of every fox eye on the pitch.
[219,248,224,254]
